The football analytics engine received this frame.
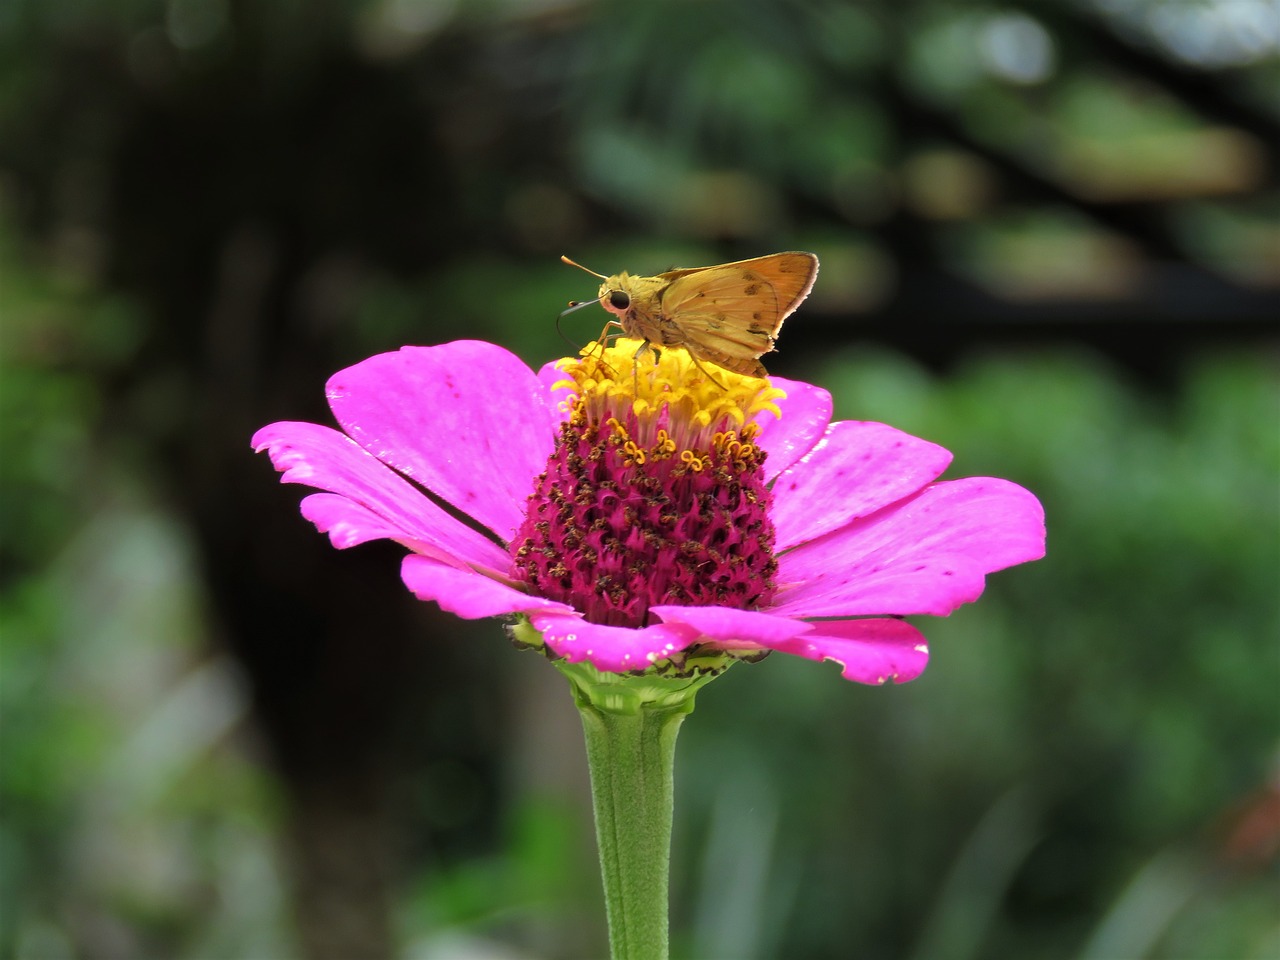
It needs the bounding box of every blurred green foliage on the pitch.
[0,216,289,959]
[2,0,1278,958]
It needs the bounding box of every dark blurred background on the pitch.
[2,1,1277,958]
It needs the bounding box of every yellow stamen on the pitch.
[556,339,785,471]
[622,441,647,466]
[652,429,677,460]
[680,450,708,472]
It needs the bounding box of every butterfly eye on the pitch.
[609,290,630,310]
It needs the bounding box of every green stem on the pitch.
[553,659,725,960]
[577,695,688,960]
[512,614,733,960]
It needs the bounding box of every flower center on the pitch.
[510,339,783,628]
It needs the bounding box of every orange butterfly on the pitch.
[561,251,819,379]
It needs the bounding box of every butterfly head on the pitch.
[599,282,631,318]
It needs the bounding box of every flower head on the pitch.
[253,339,1044,684]
[512,348,782,634]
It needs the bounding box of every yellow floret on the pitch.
[559,339,783,424]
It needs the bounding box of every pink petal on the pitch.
[400,555,574,619]
[771,618,930,684]
[253,421,508,574]
[300,492,433,550]
[326,342,555,544]
[770,477,1046,617]
[756,376,833,482]
[648,604,813,649]
[771,421,953,551]
[528,612,703,673]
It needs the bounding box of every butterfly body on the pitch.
[567,252,819,378]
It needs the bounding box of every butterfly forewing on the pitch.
[662,253,817,317]
[658,252,818,371]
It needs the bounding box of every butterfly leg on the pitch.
[629,339,670,392]
[631,339,659,364]
[583,320,626,377]
[683,352,728,391]
[630,339,651,393]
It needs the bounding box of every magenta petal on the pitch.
[401,555,574,619]
[301,493,507,577]
[253,420,509,574]
[648,604,812,649]
[771,477,1046,617]
[529,612,703,673]
[755,376,833,482]
[771,421,954,551]
[301,492,440,552]
[772,618,930,684]
[326,342,555,544]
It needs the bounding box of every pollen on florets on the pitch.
[509,339,782,629]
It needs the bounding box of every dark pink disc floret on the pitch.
[511,408,777,628]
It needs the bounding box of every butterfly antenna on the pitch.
[560,255,608,280]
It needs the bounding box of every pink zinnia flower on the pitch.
[252,338,1044,684]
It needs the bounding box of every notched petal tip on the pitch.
[777,618,931,685]
[300,492,399,550]
[251,420,511,573]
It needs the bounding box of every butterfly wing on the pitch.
[657,252,818,374]
[660,252,818,323]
